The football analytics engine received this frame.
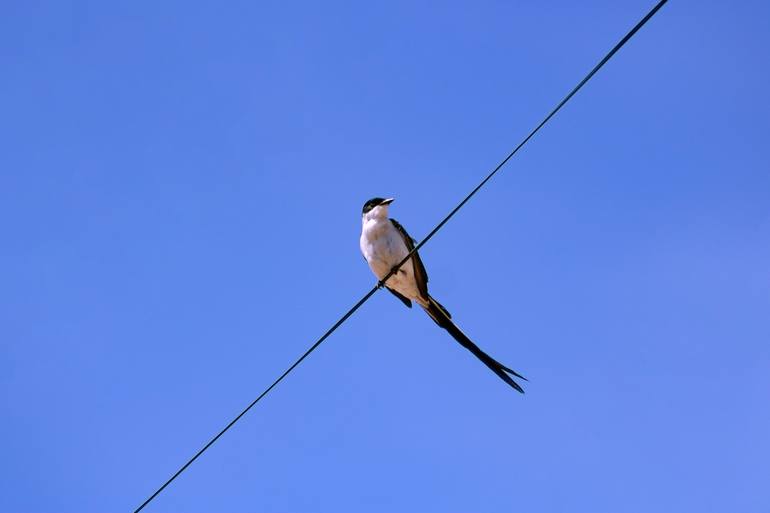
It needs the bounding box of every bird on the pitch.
[359,197,526,393]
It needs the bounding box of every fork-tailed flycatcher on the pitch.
[359,197,526,393]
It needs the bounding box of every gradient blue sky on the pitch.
[2,1,769,512]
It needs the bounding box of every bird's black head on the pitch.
[362,197,394,214]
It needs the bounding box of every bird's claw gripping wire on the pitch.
[377,265,405,289]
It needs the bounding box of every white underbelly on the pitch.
[361,222,423,301]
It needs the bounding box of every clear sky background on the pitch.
[2,1,769,512]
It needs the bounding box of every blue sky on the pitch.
[2,1,769,512]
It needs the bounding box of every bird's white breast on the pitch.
[360,217,421,300]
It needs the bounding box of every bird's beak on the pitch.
[380,198,395,205]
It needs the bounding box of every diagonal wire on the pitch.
[133,1,668,510]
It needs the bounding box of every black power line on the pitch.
[133,1,668,510]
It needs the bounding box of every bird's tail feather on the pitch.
[424,295,526,393]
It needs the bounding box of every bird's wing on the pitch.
[390,218,430,300]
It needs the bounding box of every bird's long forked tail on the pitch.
[424,296,527,393]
